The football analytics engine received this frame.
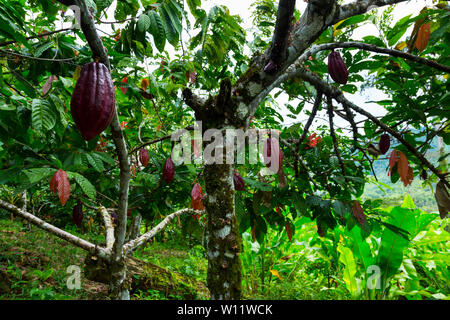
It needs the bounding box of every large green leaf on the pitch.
[148,10,166,52]
[158,2,180,46]
[68,172,97,200]
[22,167,56,185]
[31,99,56,133]
[376,206,416,292]
[338,244,359,297]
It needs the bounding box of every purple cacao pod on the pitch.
[233,171,245,191]
[72,202,83,227]
[70,61,116,141]
[264,59,277,73]
[378,134,390,155]
[263,138,283,171]
[163,158,175,184]
[327,50,349,85]
[139,148,149,167]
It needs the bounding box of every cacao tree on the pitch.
[0,0,448,300]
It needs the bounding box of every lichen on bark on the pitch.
[204,163,242,300]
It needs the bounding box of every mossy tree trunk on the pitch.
[204,163,242,300]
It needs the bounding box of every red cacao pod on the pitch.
[327,50,348,85]
[191,183,203,201]
[263,138,283,171]
[139,148,149,167]
[163,158,175,183]
[72,202,83,227]
[378,134,390,155]
[70,61,116,141]
[233,171,245,191]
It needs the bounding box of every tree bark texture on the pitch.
[204,164,242,300]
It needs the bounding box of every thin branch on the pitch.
[280,137,319,189]
[0,27,75,47]
[0,199,110,260]
[301,42,450,73]
[130,126,194,155]
[99,17,138,25]
[297,67,450,189]
[123,208,200,255]
[0,49,77,62]
[336,0,410,23]
[297,91,323,146]
[326,96,347,179]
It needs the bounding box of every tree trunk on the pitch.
[204,163,242,300]
[85,255,209,299]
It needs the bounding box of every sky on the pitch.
[91,0,436,131]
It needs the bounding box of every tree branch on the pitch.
[300,41,450,73]
[264,0,297,73]
[130,126,194,155]
[98,206,115,250]
[336,0,409,22]
[0,199,110,260]
[0,27,75,47]
[326,96,347,179]
[297,91,323,146]
[74,0,131,260]
[122,208,200,255]
[297,67,450,189]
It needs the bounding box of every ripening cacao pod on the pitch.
[163,158,175,183]
[139,148,149,167]
[70,61,116,141]
[264,59,277,73]
[72,201,83,227]
[327,50,349,85]
[379,134,390,154]
[233,171,245,191]
[263,138,283,172]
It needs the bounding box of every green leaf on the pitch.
[332,200,349,218]
[68,172,97,200]
[338,244,359,297]
[148,10,166,52]
[34,41,53,58]
[31,99,56,133]
[158,2,180,46]
[93,151,115,165]
[137,14,151,32]
[84,153,104,172]
[22,168,56,184]
[376,206,416,291]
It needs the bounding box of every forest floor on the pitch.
[0,217,346,300]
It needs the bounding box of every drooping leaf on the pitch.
[68,172,96,200]
[435,180,450,219]
[31,99,56,133]
[352,200,367,227]
[148,10,166,52]
[50,169,71,206]
[415,22,430,52]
